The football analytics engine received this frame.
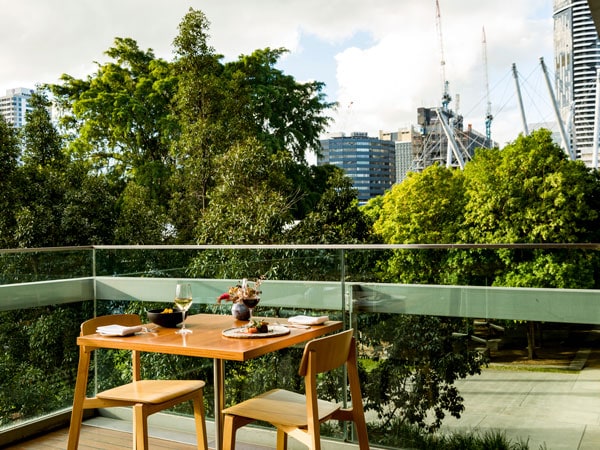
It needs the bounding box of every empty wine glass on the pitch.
[174,283,193,334]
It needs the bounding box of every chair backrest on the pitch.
[298,328,354,376]
[81,314,141,336]
[80,314,143,381]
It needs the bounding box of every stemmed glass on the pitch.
[241,279,260,320]
[174,283,193,334]
[242,296,260,320]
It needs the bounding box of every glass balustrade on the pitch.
[1,244,599,447]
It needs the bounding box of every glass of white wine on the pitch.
[174,283,193,334]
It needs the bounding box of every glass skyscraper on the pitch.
[554,0,600,166]
[318,132,396,204]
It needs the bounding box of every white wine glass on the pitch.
[174,283,193,334]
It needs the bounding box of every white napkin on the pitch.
[96,324,143,336]
[288,315,329,325]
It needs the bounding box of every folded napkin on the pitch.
[96,324,143,336]
[288,315,329,325]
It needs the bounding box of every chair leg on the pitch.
[133,404,149,450]
[222,414,236,450]
[276,428,288,450]
[192,394,208,450]
[67,349,91,450]
[353,416,370,450]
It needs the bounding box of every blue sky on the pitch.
[1,0,555,150]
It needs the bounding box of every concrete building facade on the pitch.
[0,88,34,128]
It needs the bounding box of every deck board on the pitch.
[4,424,199,450]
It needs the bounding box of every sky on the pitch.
[1,0,555,153]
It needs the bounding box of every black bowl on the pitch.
[147,308,184,328]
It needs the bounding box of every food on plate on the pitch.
[246,319,268,333]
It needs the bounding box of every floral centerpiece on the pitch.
[217,277,263,321]
[217,277,262,304]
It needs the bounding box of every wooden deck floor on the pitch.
[4,424,200,449]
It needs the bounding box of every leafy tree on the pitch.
[49,37,178,204]
[286,166,371,244]
[361,314,484,433]
[15,91,67,247]
[0,115,21,247]
[169,8,227,240]
[60,162,119,245]
[461,129,600,357]
[114,182,169,245]
[372,163,467,284]
[462,129,600,245]
[221,47,335,162]
[194,138,294,244]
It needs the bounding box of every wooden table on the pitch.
[73,313,342,450]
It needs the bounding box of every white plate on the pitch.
[222,325,290,339]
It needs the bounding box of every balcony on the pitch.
[2,244,600,449]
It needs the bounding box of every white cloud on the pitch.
[0,0,554,146]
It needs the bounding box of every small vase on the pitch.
[231,303,250,321]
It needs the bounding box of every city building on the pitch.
[379,127,415,184]
[0,87,34,128]
[554,0,600,166]
[318,132,396,203]
[411,107,494,172]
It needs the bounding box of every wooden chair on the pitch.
[222,328,369,450]
[67,314,208,450]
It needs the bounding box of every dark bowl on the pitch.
[147,308,184,328]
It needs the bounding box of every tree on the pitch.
[169,8,227,240]
[222,47,335,162]
[194,138,294,244]
[15,91,67,247]
[49,37,178,205]
[361,314,484,433]
[0,115,21,247]
[21,91,64,167]
[114,182,169,245]
[364,163,484,433]
[372,163,467,284]
[286,166,372,244]
[462,129,600,357]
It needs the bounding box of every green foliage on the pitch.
[114,182,169,244]
[286,167,372,244]
[360,314,486,433]
[194,138,294,244]
[369,420,532,449]
[372,129,600,289]
[0,115,20,247]
[0,303,92,426]
[49,37,178,206]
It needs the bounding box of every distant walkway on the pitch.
[440,363,600,449]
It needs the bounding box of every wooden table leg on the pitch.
[214,358,225,450]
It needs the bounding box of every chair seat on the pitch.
[97,379,206,404]
[223,389,340,427]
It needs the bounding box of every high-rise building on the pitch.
[318,132,396,203]
[379,128,415,184]
[554,0,600,166]
[0,88,34,128]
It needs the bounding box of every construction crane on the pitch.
[435,0,451,111]
[482,27,493,142]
